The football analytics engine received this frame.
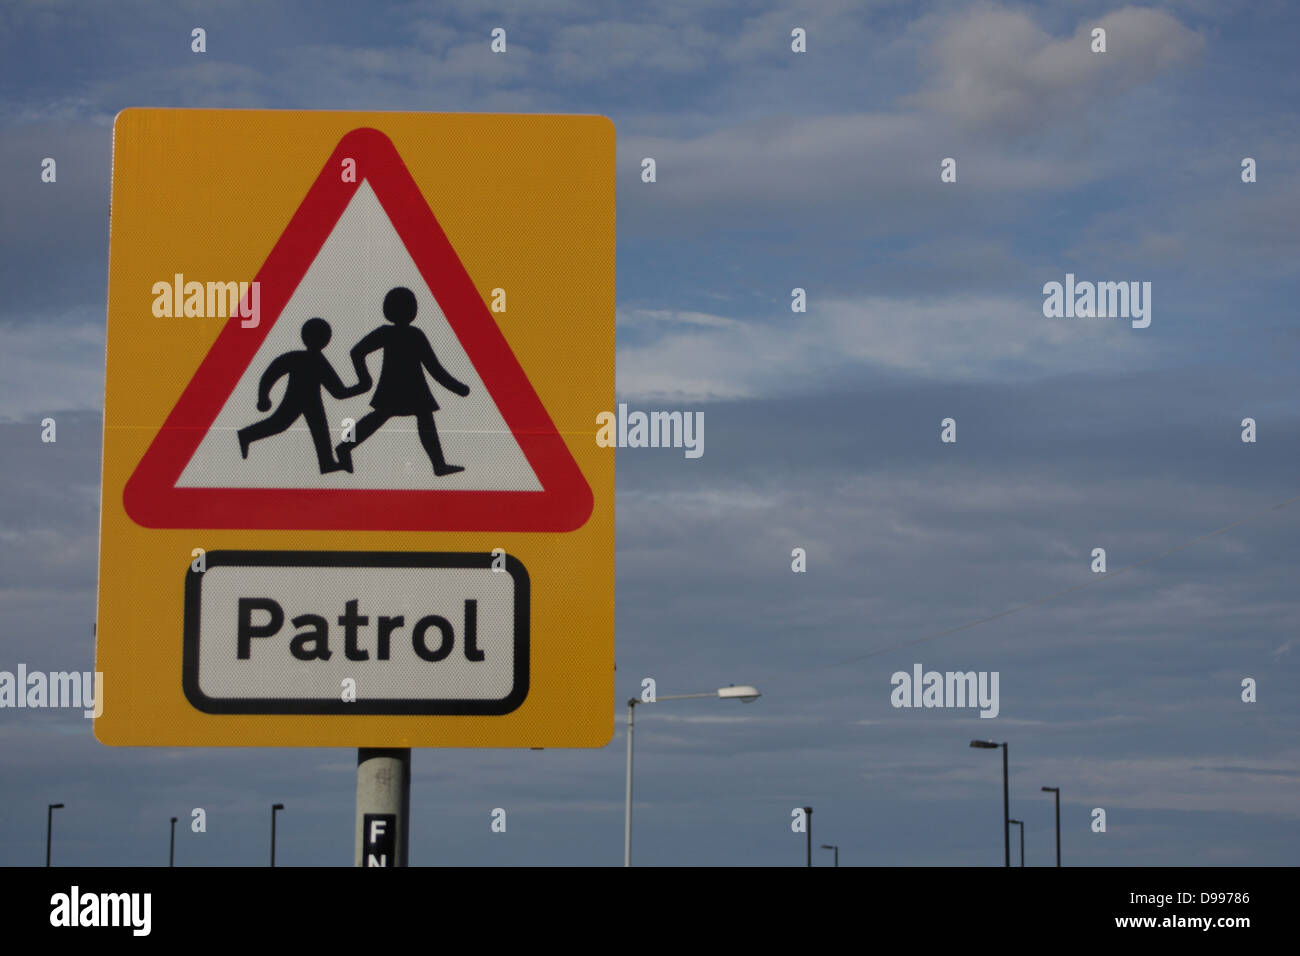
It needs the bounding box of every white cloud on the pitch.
[906,5,1204,135]
[0,316,105,418]
[617,294,1161,401]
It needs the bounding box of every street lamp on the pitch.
[169,817,178,867]
[270,803,284,867]
[1041,787,1061,867]
[970,740,1009,867]
[1008,819,1024,867]
[624,684,760,866]
[820,843,839,867]
[46,804,63,867]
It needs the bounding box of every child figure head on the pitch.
[383,287,418,326]
[301,317,332,350]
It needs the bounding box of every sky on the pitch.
[1,0,1298,866]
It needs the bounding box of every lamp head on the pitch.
[969,740,998,749]
[717,685,760,702]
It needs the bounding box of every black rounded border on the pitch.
[182,550,529,715]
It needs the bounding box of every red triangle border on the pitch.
[122,127,594,533]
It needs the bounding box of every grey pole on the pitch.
[804,806,813,867]
[356,748,411,866]
[624,698,637,867]
[46,803,63,867]
[622,686,761,866]
[820,843,838,867]
[1001,743,1010,869]
[1042,786,1060,866]
[169,817,177,867]
[271,803,284,866]
[1009,819,1024,867]
[970,740,1009,866]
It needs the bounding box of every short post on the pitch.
[624,698,637,867]
[1009,819,1024,867]
[46,803,63,867]
[804,806,813,867]
[1042,786,1061,866]
[271,803,284,866]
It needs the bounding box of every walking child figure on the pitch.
[334,286,470,475]
[237,317,368,474]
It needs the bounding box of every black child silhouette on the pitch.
[237,318,367,474]
[334,286,470,475]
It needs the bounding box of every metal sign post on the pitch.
[357,749,410,867]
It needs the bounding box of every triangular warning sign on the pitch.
[124,127,593,533]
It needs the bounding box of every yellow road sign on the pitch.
[96,109,614,746]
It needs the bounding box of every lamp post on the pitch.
[169,816,177,867]
[45,804,63,867]
[1008,819,1024,867]
[970,740,1009,867]
[271,803,284,867]
[624,684,760,866]
[1041,787,1060,866]
[820,843,839,867]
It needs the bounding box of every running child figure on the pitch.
[237,317,367,474]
